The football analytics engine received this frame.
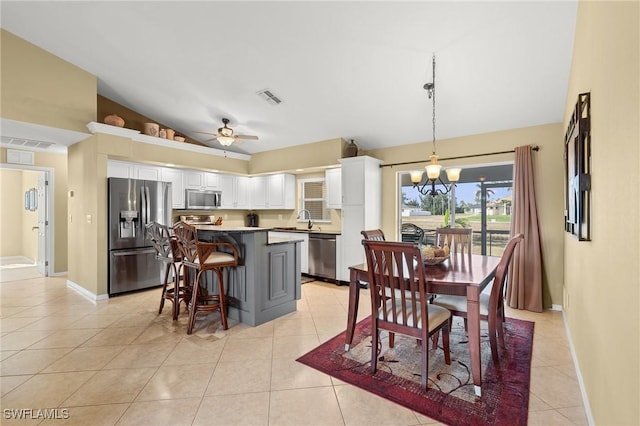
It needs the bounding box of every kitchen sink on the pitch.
[272,227,314,232]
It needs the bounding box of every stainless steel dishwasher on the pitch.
[308,233,336,281]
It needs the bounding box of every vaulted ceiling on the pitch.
[1,1,577,155]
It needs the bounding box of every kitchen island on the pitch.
[194,225,304,326]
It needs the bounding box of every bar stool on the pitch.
[172,221,239,334]
[145,222,191,320]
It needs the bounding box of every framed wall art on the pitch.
[564,92,591,241]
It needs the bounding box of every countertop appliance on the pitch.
[308,233,336,281]
[108,177,172,296]
[184,188,221,210]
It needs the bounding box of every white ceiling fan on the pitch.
[194,118,259,147]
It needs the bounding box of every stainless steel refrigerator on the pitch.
[108,177,172,296]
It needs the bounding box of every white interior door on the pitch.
[37,173,48,276]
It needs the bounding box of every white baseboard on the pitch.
[550,304,563,311]
[66,279,109,302]
[0,256,36,265]
[562,310,595,425]
[50,271,68,277]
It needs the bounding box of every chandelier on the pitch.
[410,55,462,196]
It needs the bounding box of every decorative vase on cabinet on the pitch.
[345,139,358,157]
[104,114,125,127]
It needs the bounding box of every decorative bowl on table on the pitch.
[421,245,450,265]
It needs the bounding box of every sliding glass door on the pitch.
[399,163,513,256]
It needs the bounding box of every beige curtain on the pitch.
[506,145,543,312]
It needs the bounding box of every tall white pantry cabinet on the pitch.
[338,155,382,281]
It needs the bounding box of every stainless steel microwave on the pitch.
[184,189,221,210]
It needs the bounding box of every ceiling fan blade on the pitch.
[193,131,219,136]
[235,134,259,140]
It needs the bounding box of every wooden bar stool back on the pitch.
[172,221,239,334]
[145,222,190,320]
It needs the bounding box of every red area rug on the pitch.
[297,316,534,425]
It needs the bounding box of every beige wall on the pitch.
[250,138,344,174]
[368,123,565,307]
[0,29,96,132]
[563,1,639,424]
[67,138,105,295]
[0,170,23,257]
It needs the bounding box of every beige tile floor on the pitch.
[0,275,588,425]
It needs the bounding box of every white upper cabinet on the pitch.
[235,176,252,209]
[107,160,160,181]
[325,167,342,209]
[107,160,133,179]
[184,171,219,190]
[251,176,268,209]
[251,174,295,209]
[160,168,185,208]
[219,174,252,209]
[134,164,162,181]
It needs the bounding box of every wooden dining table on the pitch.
[345,252,501,397]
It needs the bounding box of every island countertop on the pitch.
[193,225,304,245]
[193,225,271,233]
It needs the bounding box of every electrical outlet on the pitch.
[69,214,72,223]
[86,214,92,224]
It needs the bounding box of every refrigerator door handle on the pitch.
[139,185,146,227]
[145,186,151,226]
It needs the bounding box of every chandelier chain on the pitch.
[431,54,437,156]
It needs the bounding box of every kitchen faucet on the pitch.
[297,209,313,230]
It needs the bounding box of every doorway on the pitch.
[0,166,52,282]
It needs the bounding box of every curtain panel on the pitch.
[506,145,543,312]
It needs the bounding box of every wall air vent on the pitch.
[257,89,283,105]
[6,149,35,165]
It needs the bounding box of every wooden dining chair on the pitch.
[435,227,473,255]
[360,229,386,241]
[172,221,239,334]
[431,233,524,362]
[362,239,451,390]
[401,223,425,244]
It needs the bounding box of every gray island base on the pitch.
[194,226,303,327]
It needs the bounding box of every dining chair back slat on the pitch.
[435,227,473,255]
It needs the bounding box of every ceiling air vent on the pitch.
[4,137,55,150]
[257,89,283,105]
